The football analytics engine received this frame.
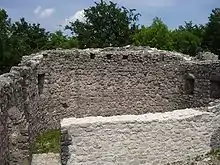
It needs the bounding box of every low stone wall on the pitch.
[60,109,219,165]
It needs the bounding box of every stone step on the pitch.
[32,153,61,165]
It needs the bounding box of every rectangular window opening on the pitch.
[210,73,220,99]
[210,81,220,99]
[90,53,95,59]
[185,78,195,95]
[106,54,112,59]
[38,74,45,95]
[122,55,128,60]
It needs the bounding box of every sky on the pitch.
[0,0,219,33]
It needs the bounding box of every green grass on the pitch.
[208,148,220,160]
[32,129,61,154]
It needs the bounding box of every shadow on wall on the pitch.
[210,127,220,150]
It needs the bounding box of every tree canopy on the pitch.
[47,30,78,49]
[66,0,140,48]
[0,12,50,73]
[0,4,220,74]
[202,8,220,55]
[133,17,173,51]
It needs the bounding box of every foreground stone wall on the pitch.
[39,47,220,128]
[60,108,220,165]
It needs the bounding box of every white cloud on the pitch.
[39,8,55,18]
[64,10,86,26]
[34,6,42,14]
[34,6,55,19]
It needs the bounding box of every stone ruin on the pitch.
[0,46,220,165]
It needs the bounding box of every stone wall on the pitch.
[60,108,220,165]
[0,89,9,164]
[38,47,220,128]
[0,54,45,165]
[0,46,220,164]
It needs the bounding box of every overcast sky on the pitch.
[0,0,219,32]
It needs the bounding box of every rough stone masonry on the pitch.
[60,108,220,165]
[0,46,220,165]
[38,47,220,129]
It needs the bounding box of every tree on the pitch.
[0,9,11,39]
[133,17,173,50]
[171,21,204,56]
[202,8,220,55]
[47,30,78,49]
[8,18,49,66]
[65,36,78,48]
[0,37,4,66]
[48,30,68,49]
[0,9,12,73]
[0,37,7,74]
[66,0,140,48]
[10,18,49,56]
[178,21,205,38]
[172,30,201,56]
[0,11,50,73]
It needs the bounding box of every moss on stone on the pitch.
[32,129,61,154]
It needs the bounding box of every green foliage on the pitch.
[133,17,173,50]
[178,21,205,38]
[32,129,61,154]
[202,8,220,55]
[65,36,78,48]
[0,37,4,74]
[0,11,50,72]
[0,4,220,74]
[208,148,220,160]
[0,9,12,73]
[10,18,49,55]
[172,30,202,56]
[173,21,204,56]
[0,9,11,38]
[66,0,140,48]
[47,30,78,49]
[0,8,80,73]
[133,18,204,56]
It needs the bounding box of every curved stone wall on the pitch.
[0,46,220,164]
[38,47,220,128]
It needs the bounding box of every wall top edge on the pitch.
[61,108,214,127]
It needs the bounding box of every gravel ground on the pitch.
[32,153,61,165]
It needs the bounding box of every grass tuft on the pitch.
[32,129,61,154]
[208,148,220,160]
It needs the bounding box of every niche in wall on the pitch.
[38,74,45,95]
[90,53,95,59]
[106,54,112,59]
[122,55,128,60]
[210,73,220,99]
[185,73,195,95]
